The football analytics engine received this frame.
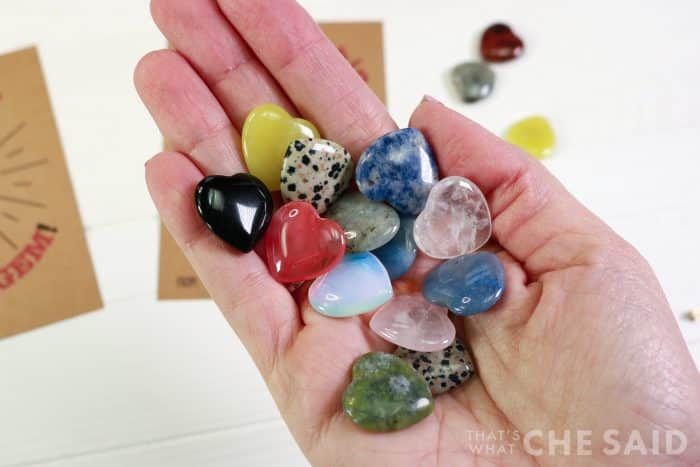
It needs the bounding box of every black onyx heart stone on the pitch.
[195,174,273,253]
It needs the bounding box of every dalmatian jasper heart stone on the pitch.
[281,138,354,214]
[394,339,475,395]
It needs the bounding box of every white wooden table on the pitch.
[1,1,698,465]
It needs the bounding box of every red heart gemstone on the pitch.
[265,202,346,283]
[480,23,524,62]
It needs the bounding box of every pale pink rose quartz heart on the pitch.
[370,294,455,352]
[413,176,492,259]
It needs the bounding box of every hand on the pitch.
[134,1,700,465]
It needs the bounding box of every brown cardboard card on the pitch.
[158,220,209,300]
[0,47,103,337]
[320,22,386,103]
[158,22,386,300]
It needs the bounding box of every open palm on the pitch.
[135,1,700,465]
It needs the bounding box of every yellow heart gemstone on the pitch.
[504,116,555,160]
[242,104,320,190]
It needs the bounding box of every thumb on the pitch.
[409,97,615,277]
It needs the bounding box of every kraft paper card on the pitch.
[158,22,386,300]
[0,47,102,337]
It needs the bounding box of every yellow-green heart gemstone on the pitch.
[242,104,320,190]
[505,116,555,160]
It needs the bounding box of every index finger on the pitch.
[217,0,397,157]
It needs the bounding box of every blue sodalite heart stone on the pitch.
[356,128,438,215]
[422,252,506,316]
[371,215,417,280]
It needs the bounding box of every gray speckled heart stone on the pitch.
[451,62,495,103]
[326,192,400,252]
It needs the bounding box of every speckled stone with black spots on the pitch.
[281,138,354,214]
[394,338,475,395]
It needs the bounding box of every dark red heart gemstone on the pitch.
[480,23,524,62]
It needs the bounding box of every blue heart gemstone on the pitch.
[371,215,417,280]
[356,128,438,215]
[422,252,506,316]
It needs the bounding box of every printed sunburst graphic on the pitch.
[0,46,102,337]
[0,120,50,261]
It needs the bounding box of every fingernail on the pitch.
[421,94,441,104]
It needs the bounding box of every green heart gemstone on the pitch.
[342,352,434,432]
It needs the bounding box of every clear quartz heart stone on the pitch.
[414,176,492,259]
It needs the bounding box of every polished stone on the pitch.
[481,23,524,62]
[395,339,475,395]
[309,252,393,317]
[423,251,506,316]
[326,192,400,252]
[242,104,320,190]
[370,294,455,352]
[451,62,495,103]
[371,215,417,280]
[281,138,353,214]
[356,128,438,215]
[264,202,346,283]
[414,176,492,259]
[505,116,556,160]
[343,352,434,432]
[194,174,273,253]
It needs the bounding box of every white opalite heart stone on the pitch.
[413,176,491,259]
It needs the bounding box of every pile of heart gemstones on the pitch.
[194,104,506,432]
